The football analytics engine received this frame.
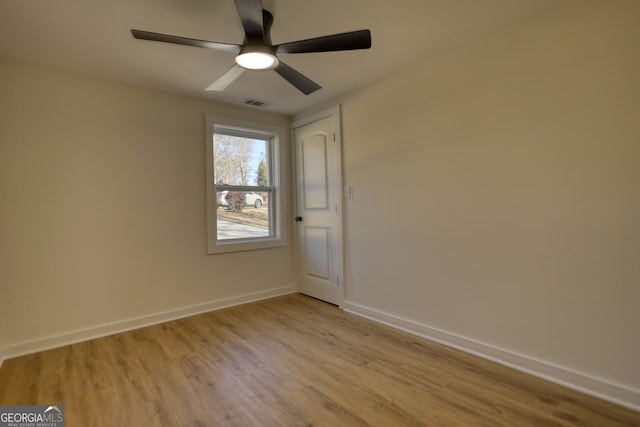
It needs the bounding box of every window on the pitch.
[206,115,287,254]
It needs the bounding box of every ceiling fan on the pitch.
[131,0,372,95]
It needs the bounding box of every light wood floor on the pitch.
[0,294,638,426]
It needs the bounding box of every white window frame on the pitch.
[206,115,287,254]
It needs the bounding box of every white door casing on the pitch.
[293,106,344,305]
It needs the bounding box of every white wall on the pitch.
[339,0,640,406]
[0,58,293,355]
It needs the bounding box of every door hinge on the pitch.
[333,132,336,142]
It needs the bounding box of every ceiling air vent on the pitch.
[243,98,271,108]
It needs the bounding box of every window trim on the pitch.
[205,115,287,254]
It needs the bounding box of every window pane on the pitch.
[213,131,273,242]
[216,190,271,241]
[213,134,270,186]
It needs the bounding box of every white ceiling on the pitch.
[0,0,560,115]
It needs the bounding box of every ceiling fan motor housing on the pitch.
[236,11,279,70]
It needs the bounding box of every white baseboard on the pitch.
[1,286,295,363]
[341,300,640,413]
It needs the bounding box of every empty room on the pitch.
[1,0,639,425]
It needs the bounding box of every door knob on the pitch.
[295,216,303,222]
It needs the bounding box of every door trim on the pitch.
[292,105,345,306]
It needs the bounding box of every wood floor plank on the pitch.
[0,294,638,426]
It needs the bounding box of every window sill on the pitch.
[207,237,286,255]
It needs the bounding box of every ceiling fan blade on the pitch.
[276,29,371,54]
[274,61,321,95]
[233,0,264,43]
[205,64,245,91]
[131,29,240,53]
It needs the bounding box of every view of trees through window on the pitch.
[213,132,272,241]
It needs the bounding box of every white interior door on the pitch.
[294,108,343,305]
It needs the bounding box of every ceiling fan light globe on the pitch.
[235,52,279,70]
